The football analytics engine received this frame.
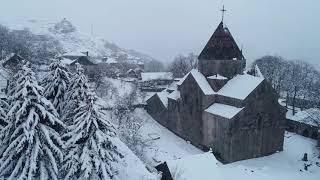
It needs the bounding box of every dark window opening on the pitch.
[311,131,318,139]
[302,129,309,137]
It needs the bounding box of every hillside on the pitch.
[0,18,158,64]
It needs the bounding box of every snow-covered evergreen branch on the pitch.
[62,91,123,179]
[0,63,65,179]
[42,59,70,115]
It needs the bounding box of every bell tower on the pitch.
[198,6,246,78]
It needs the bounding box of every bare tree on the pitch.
[253,56,320,115]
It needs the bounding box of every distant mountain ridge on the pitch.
[0,18,159,64]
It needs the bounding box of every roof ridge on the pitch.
[177,69,215,95]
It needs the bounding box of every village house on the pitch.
[140,72,174,92]
[2,53,27,72]
[60,51,99,79]
[146,20,286,163]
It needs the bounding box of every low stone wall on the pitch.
[286,119,319,140]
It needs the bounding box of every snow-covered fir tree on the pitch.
[0,63,65,179]
[62,64,90,124]
[62,91,123,180]
[0,98,9,128]
[42,59,70,115]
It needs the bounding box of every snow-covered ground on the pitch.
[136,107,320,180]
[100,78,319,180]
[135,109,202,166]
[115,138,159,180]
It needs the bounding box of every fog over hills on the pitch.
[0,18,159,64]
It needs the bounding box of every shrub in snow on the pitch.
[117,113,148,161]
[62,91,123,180]
[113,87,149,161]
[63,64,90,124]
[0,64,65,179]
[42,59,71,115]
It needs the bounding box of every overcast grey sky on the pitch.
[0,0,319,65]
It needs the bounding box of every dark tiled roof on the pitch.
[70,56,96,66]
[198,22,244,60]
[2,53,25,67]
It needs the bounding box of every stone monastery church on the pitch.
[146,19,286,163]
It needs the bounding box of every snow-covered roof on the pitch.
[207,74,228,80]
[62,51,87,57]
[2,53,25,65]
[167,81,178,91]
[287,108,320,127]
[218,74,264,100]
[126,69,134,74]
[177,69,215,95]
[141,72,173,82]
[166,152,221,180]
[255,65,264,78]
[157,90,169,108]
[60,57,75,65]
[168,90,181,100]
[205,103,244,119]
[106,57,117,64]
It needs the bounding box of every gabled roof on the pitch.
[168,90,181,100]
[166,152,221,180]
[2,53,25,67]
[60,57,75,65]
[198,21,244,60]
[177,69,215,95]
[157,90,169,108]
[205,103,244,119]
[217,74,264,100]
[70,56,96,66]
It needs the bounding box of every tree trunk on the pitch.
[285,91,289,108]
[293,86,297,116]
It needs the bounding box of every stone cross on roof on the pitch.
[221,5,227,23]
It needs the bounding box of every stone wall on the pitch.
[207,78,228,92]
[229,80,285,162]
[146,94,168,127]
[286,119,319,139]
[146,73,286,163]
[202,80,286,163]
[198,59,245,78]
[167,98,183,137]
[177,74,205,146]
